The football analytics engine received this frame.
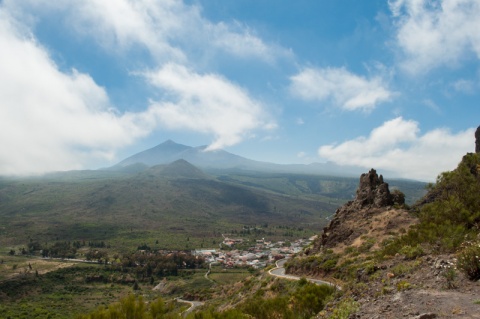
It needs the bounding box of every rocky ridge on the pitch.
[306,128,480,318]
[314,168,412,253]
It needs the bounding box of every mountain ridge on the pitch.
[111,140,389,178]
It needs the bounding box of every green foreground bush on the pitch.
[76,295,179,319]
[380,153,480,265]
[457,242,480,280]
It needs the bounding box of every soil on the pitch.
[321,254,480,319]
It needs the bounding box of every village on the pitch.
[193,235,316,269]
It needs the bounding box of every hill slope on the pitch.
[286,154,480,318]
[0,162,338,250]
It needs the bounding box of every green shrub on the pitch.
[396,280,411,291]
[328,298,359,319]
[379,153,480,256]
[399,244,424,260]
[442,267,457,289]
[457,242,480,280]
[76,294,176,319]
[321,259,338,271]
[291,283,335,318]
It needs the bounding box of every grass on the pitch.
[208,266,251,285]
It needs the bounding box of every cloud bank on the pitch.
[390,0,480,74]
[0,1,277,175]
[0,11,160,175]
[318,117,474,181]
[143,63,275,150]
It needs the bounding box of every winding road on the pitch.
[268,259,341,290]
[165,258,340,317]
[176,298,205,317]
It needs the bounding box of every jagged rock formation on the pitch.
[355,169,394,208]
[316,169,410,250]
[476,126,480,153]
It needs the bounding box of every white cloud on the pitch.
[0,1,280,175]
[208,21,293,63]
[3,0,287,65]
[0,11,157,175]
[452,79,476,94]
[143,63,275,150]
[390,0,480,74]
[289,67,393,111]
[318,117,474,181]
[422,99,442,114]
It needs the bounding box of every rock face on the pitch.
[317,169,408,250]
[476,126,480,153]
[355,169,393,208]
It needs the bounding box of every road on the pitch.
[176,298,205,317]
[268,259,341,290]
[204,262,219,283]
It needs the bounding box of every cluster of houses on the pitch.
[193,236,316,269]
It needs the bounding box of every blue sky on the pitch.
[0,0,479,181]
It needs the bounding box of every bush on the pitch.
[328,298,359,319]
[76,295,175,319]
[291,283,335,318]
[399,244,424,260]
[457,242,480,280]
[396,280,411,291]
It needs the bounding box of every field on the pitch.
[208,265,252,285]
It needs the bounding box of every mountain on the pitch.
[113,140,254,170]
[112,140,370,177]
[146,159,209,179]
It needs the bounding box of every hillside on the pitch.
[284,152,480,318]
[0,162,343,251]
[0,156,428,318]
[65,152,479,319]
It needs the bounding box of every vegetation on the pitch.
[0,169,357,251]
[326,298,359,319]
[76,295,180,319]
[285,250,339,275]
[380,153,480,257]
[188,279,335,319]
[457,241,480,280]
[0,163,427,318]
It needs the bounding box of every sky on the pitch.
[1,0,480,181]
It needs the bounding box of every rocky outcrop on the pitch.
[355,169,394,208]
[476,126,480,153]
[317,169,409,250]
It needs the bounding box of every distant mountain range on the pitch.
[111,140,371,177]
